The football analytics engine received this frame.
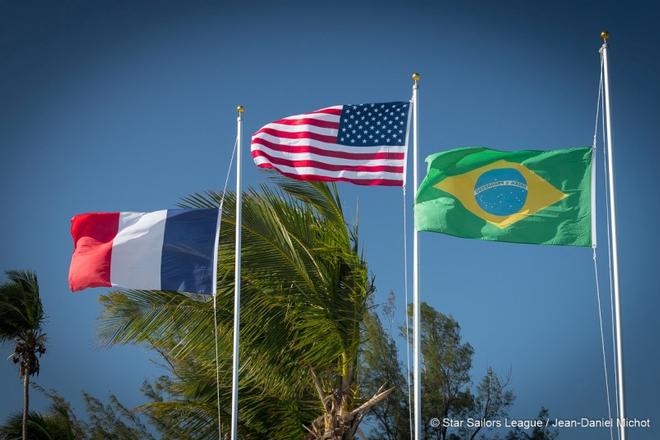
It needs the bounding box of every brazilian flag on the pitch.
[414,146,593,246]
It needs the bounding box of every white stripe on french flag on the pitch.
[68,209,220,295]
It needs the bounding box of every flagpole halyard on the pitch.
[230,105,244,440]
[411,72,421,440]
[213,173,223,440]
[600,32,627,440]
[213,291,222,439]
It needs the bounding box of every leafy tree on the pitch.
[504,408,558,440]
[0,386,153,440]
[82,392,155,440]
[416,302,475,440]
[458,368,514,440]
[358,301,521,440]
[359,295,410,440]
[0,271,46,440]
[98,180,392,439]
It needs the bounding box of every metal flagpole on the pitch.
[230,105,244,440]
[411,72,421,440]
[600,31,627,440]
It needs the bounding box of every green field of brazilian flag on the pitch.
[414,146,593,246]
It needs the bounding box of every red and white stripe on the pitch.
[251,106,406,186]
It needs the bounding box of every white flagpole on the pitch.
[411,72,421,440]
[600,32,627,440]
[230,105,244,440]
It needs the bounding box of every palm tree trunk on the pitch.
[22,374,29,440]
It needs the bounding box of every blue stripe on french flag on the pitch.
[69,209,220,295]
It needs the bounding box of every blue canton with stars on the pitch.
[337,102,410,147]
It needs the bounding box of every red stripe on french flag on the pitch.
[69,212,119,291]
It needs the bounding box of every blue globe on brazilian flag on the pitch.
[414,146,593,246]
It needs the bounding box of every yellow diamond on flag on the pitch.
[434,160,567,229]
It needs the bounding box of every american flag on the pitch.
[251,102,410,186]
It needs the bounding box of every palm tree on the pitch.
[0,270,47,440]
[98,180,392,439]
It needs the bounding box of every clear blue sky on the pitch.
[1,1,658,439]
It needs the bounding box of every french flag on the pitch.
[69,209,221,295]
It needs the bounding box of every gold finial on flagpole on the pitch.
[412,72,420,82]
[237,105,244,114]
[601,31,609,42]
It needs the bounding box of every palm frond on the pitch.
[0,270,44,340]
